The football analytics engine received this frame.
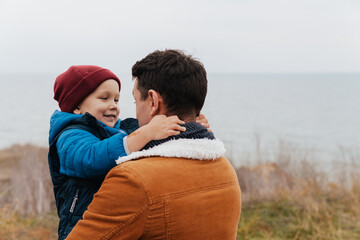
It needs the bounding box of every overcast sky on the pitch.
[1,0,359,74]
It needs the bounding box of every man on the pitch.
[67,49,241,240]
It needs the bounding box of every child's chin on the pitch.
[102,120,115,128]
[106,123,116,128]
[103,117,117,127]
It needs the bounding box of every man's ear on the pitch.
[148,90,162,116]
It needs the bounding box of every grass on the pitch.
[0,143,359,239]
[235,139,360,240]
[237,190,360,240]
[0,205,58,240]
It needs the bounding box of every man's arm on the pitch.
[66,165,148,240]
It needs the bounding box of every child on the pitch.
[48,65,186,240]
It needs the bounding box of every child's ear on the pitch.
[73,107,81,114]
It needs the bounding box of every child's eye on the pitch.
[100,97,107,100]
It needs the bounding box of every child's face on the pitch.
[74,79,120,127]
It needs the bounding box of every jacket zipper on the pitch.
[70,189,79,213]
[64,189,79,236]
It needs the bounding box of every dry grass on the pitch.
[1,142,359,240]
[0,144,58,240]
[236,138,360,239]
[0,144,54,215]
[237,177,360,239]
[0,205,58,240]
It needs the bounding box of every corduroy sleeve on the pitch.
[66,165,148,240]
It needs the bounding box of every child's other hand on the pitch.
[196,113,211,132]
[147,115,186,140]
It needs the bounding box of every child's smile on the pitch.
[103,113,117,123]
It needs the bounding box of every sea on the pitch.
[0,73,359,169]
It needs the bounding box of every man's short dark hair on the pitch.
[132,49,207,119]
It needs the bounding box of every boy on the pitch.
[48,65,186,240]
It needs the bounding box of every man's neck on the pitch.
[182,116,196,123]
[142,121,215,150]
[159,108,196,123]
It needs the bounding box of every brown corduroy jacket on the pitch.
[66,138,241,240]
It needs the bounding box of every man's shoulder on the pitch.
[109,155,235,181]
[105,156,239,203]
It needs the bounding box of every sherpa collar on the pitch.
[116,138,226,165]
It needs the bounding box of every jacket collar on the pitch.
[143,122,215,150]
[116,138,226,164]
[49,110,122,143]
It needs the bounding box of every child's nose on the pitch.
[109,101,118,109]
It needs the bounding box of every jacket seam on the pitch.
[97,167,152,239]
[99,203,149,240]
[163,181,239,239]
[162,181,238,200]
[114,166,154,203]
[122,166,154,237]
[165,200,172,240]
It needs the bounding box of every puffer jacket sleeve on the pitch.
[56,129,128,178]
[65,165,148,239]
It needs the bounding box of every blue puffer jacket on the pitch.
[48,110,139,240]
[49,110,132,178]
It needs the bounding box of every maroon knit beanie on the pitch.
[54,65,121,113]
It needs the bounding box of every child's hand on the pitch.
[196,113,211,131]
[146,115,186,140]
